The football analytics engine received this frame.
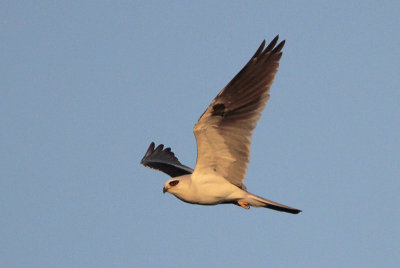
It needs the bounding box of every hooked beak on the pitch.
[163,186,168,194]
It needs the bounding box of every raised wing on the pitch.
[193,36,285,189]
[141,142,193,177]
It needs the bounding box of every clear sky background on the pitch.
[1,1,399,267]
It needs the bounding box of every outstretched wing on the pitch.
[140,142,193,178]
[193,36,285,189]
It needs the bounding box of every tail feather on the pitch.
[246,192,301,214]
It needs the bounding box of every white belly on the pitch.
[174,173,247,205]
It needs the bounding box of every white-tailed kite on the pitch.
[141,36,301,214]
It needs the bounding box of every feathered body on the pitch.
[141,36,301,214]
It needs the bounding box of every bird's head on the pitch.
[163,177,190,195]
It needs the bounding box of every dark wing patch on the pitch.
[140,142,193,178]
[211,103,226,116]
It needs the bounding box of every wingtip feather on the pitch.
[272,40,285,54]
[264,35,279,53]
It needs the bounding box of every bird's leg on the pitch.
[237,201,250,209]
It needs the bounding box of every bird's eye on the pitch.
[169,180,179,186]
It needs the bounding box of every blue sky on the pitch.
[1,1,399,267]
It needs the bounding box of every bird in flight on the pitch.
[141,35,301,214]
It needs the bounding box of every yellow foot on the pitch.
[237,201,250,210]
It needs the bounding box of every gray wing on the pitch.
[140,142,193,178]
[193,36,285,189]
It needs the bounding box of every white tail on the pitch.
[245,192,301,214]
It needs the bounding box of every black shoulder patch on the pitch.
[211,103,225,116]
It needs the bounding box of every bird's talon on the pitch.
[238,201,250,209]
